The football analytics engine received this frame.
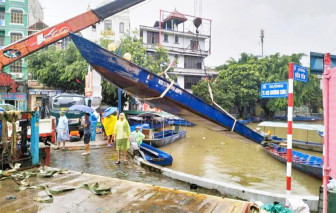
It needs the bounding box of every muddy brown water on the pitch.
[160,124,322,196]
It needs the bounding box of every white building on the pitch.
[28,0,43,27]
[81,3,130,44]
[140,9,217,91]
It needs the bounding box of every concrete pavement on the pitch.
[0,168,251,213]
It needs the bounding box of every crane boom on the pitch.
[0,0,145,70]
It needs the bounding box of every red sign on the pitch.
[0,72,18,92]
[26,23,71,49]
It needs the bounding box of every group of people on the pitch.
[56,109,146,164]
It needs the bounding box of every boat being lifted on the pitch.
[70,33,264,144]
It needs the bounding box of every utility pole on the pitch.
[260,29,264,57]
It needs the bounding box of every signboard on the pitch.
[0,93,27,100]
[310,52,336,75]
[260,82,288,98]
[29,89,61,96]
[293,64,308,82]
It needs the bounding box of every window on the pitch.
[104,20,112,31]
[119,22,124,33]
[10,32,22,42]
[184,76,202,89]
[0,37,4,46]
[184,56,203,69]
[163,34,168,42]
[0,11,4,20]
[10,60,22,73]
[190,40,199,52]
[174,35,179,43]
[147,32,159,44]
[10,9,23,24]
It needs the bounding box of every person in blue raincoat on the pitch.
[56,111,69,150]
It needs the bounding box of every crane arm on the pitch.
[0,0,145,70]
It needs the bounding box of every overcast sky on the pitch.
[39,0,336,67]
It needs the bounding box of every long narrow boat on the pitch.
[143,129,186,147]
[70,33,263,144]
[258,121,323,152]
[139,142,173,166]
[263,143,323,179]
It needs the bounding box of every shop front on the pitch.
[0,93,27,111]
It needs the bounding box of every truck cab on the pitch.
[49,93,86,137]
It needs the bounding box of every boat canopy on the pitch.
[258,121,324,132]
[138,112,172,118]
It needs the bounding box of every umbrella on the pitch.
[103,107,118,117]
[68,105,94,113]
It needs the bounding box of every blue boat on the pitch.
[128,112,173,130]
[263,143,323,179]
[143,129,187,147]
[274,115,322,122]
[70,33,264,144]
[139,142,173,166]
[258,121,323,152]
[168,118,195,126]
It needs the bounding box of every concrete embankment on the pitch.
[133,156,319,212]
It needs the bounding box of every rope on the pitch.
[205,77,237,131]
[142,80,175,101]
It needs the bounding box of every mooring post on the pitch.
[30,110,39,165]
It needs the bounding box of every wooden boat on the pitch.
[128,112,173,130]
[139,142,173,166]
[263,142,322,179]
[258,121,323,152]
[70,33,264,144]
[143,129,186,147]
[271,136,322,152]
[274,115,322,122]
[168,118,195,126]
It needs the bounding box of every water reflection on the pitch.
[160,126,322,196]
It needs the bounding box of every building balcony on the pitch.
[145,43,208,57]
[140,25,210,39]
[169,67,218,76]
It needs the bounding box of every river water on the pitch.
[160,124,322,196]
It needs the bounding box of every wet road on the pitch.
[160,125,322,196]
[50,147,220,196]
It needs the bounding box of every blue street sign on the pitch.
[293,64,308,82]
[260,81,288,98]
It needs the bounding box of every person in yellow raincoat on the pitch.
[102,111,118,147]
[113,113,130,165]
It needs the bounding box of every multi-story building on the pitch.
[0,0,43,81]
[140,9,217,91]
[0,0,43,110]
[82,3,130,45]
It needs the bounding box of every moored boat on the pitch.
[139,142,173,166]
[258,121,323,152]
[142,129,186,147]
[263,142,322,179]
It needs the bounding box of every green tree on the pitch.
[27,43,87,93]
[192,52,321,120]
[28,30,173,107]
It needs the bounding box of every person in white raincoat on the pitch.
[56,111,69,150]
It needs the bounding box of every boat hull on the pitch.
[140,143,173,166]
[272,137,322,152]
[70,33,264,144]
[263,144,322,179]
[143,130,186,147]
